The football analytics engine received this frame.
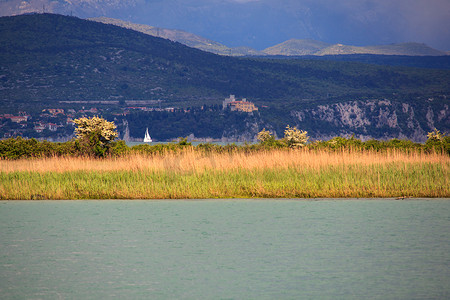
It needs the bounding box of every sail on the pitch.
[143,128,152,143]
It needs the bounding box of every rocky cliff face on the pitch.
[290,99,449,142]
[189,98,449,143]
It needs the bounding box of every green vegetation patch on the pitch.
[1,162,448,200]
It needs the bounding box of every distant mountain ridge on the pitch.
[2,0,450,54]
[90,18,448,57]
[89,17,265,57]
[264,39,448,57]
[263,39,332,56]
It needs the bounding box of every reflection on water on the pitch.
[0,199,449,299]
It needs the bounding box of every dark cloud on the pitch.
[2,0,449,49]
[133,0,450,50]
[301,0,450,50]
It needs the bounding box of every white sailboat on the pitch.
[143,128,152,143]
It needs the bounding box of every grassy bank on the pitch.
[1,149,448,199]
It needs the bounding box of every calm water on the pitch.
[126,141,250,147]
[1,199,449,299]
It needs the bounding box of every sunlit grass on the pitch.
[0,149,448,199]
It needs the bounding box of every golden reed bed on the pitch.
[1,149,448,199]
[1,148,447,173]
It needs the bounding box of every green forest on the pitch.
[1,13,450,109]
[1,13,449,142]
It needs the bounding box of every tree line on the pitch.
[0,117,448,159]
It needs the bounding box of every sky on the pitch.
[122,0,450,50]
[2,0,450,50]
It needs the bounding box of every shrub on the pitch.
[0,137,39,159]
[256,128,286,149]
[0,137,78,159]
[109,140,129,156]
[427,128,444,141]
[283,125,309,148]
[425,129,449,155]
[73,116,118,157]
[176,137,192,146]
[257,128,273,143]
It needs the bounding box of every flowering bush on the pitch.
[73,116,118,157]
[283,125,309,148]
[425,128,449,155]
[427,128,444,141]
[256,128,273,143]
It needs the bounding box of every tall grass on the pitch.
[1,149,448,199]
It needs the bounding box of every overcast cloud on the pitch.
[129,0,450,50]
[2,0,449,50]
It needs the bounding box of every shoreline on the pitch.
[2,198,450,201]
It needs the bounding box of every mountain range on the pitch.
[263,39,448,57]
[89,17,266,57]
[91,17,449,57]
[2,0,450,54]
[1,13,449,141]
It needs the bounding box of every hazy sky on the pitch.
[2,0,450,50]
[128,0,450,50]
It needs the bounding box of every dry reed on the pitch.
[1,148,447,174]
[1,149,448,199]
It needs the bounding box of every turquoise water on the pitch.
[126,141,250,147]
[1,199,449,299]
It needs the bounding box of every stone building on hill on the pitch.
[222,95,258,113]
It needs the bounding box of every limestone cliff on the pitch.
[290,99,449,142]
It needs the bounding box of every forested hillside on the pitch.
[2,14,450,106]
[0,13,449,141]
